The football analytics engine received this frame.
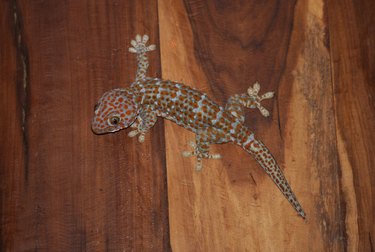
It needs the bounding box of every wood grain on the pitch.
[0,0,170,251]
[1,0,374,251]
[0,1,26,251]
[328,0,375,250]
[158,0,344,251]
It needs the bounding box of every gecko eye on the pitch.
[108,116,121,126]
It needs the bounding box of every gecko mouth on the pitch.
[91,126,103,135]
[91,124,121,135]
[91,121,106,135]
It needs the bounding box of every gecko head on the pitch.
[91,89,138,134]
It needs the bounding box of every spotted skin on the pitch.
[92,89,138,134]
[92,35,306,219]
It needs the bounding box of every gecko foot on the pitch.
[182,141,222,171]
[128,123,145,143]
[245,82,274,117]
[128,130,145,143]
[128,34,156,54]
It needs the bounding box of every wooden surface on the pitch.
[1,0,374,251]
[0,1,170,251]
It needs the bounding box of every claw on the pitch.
[209,153,222,159]
[196,158,203,171]
[131,39,138,48]
[138,133,145,143]
[182,151,193,157]
[248,82,260,96]
[128,47,137,53]
[142,34,149,43]
[147,44,156,51]
[136,34,142,42]
[188,141,196,148]
[258,106,270,117]
[182,141,196,157]
[260,91,274,100]
[128,130,139,138]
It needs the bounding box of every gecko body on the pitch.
[92,35,306,219]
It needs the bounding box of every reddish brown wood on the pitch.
[1,0,170,251]
[1,0,374,251]
[328,0,375,250]
[0,1,26,250]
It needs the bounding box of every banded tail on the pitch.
[236,127,306,219]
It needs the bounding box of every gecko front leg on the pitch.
[128,106,157,143]
[128,34,156,82]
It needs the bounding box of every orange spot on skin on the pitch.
[212,106,220,114]
[235,124,241,132]
[126,110,132,115]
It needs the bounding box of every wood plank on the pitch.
[0,1,26,251]
[1,1,170,251]
[328,0,375,250]
[159,0,345,250]
[2,0,373,250]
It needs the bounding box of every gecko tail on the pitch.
[237,130,306,219]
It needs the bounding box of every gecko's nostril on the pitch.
[94,102,100,112]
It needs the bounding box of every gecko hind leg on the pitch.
[182,141,222,171]
[245,82,275,117]
[182,128,229,171]
[225,82,275,118]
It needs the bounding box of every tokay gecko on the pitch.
[92,34,306,219]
